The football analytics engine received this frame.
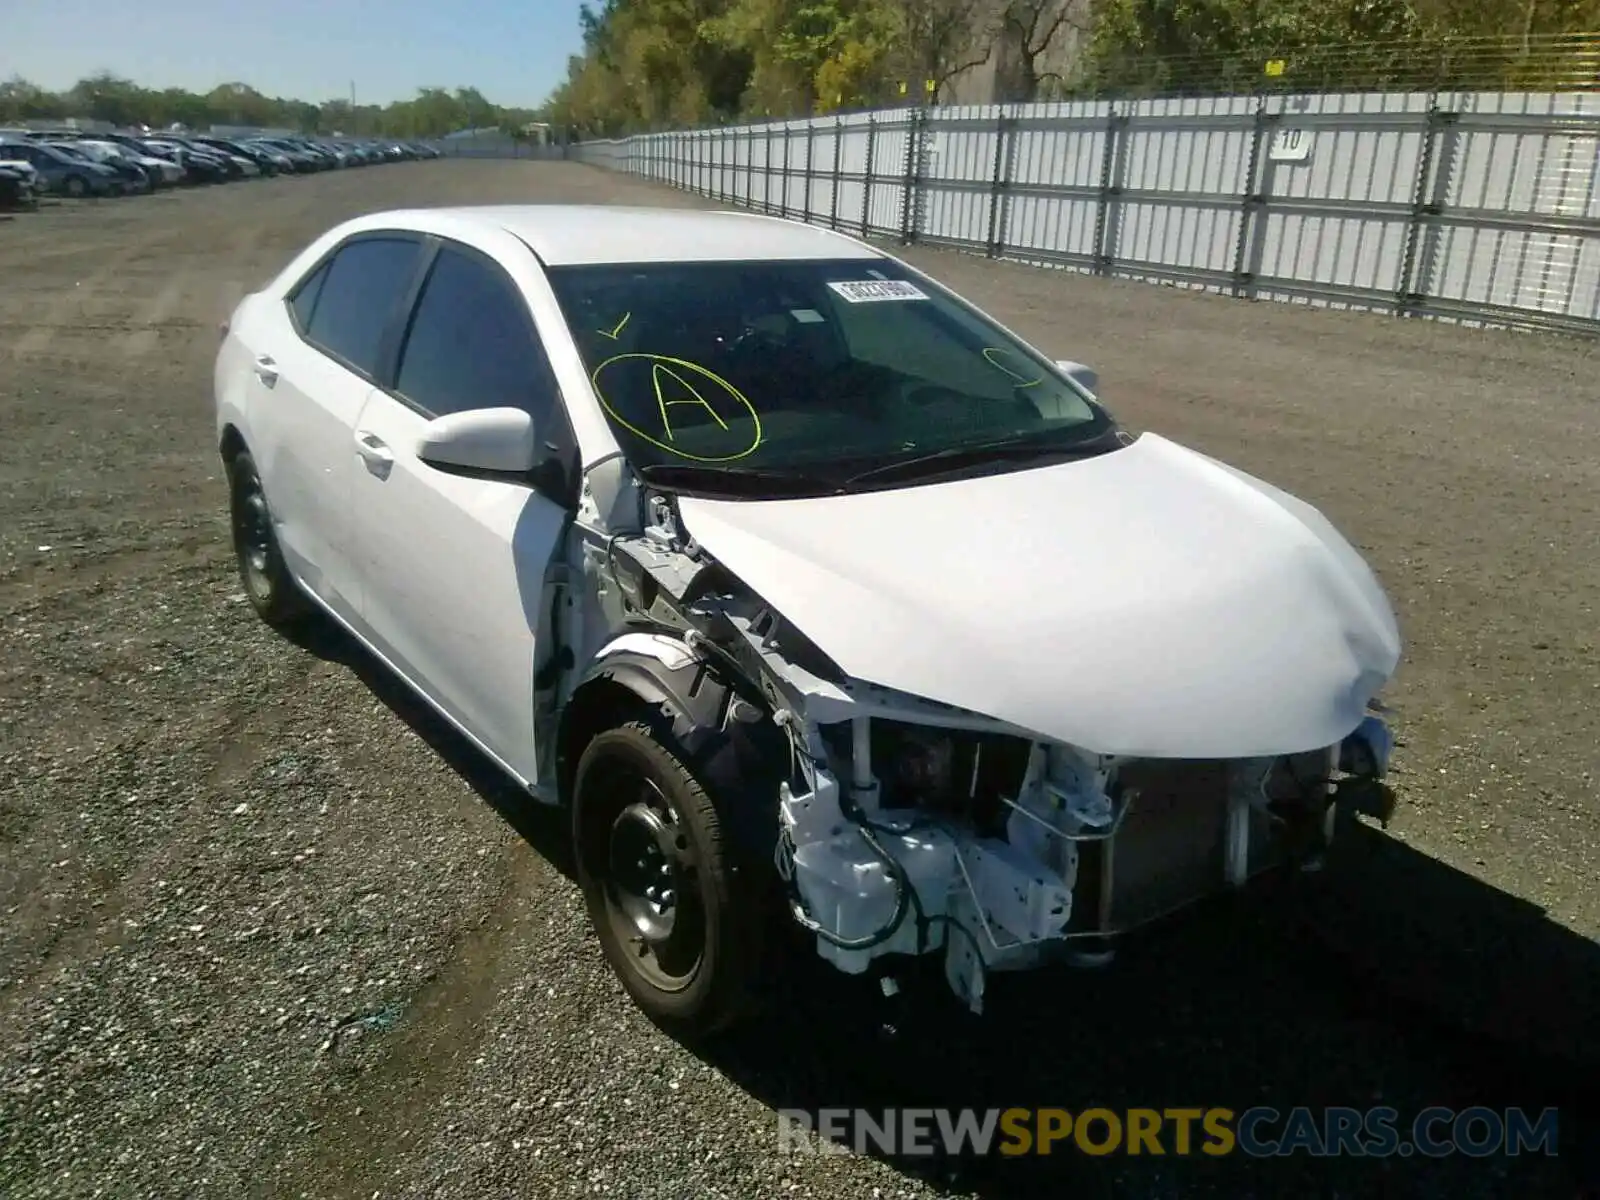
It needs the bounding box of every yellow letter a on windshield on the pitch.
[652,362,730,442]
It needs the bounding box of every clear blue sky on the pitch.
[5,0,585,109]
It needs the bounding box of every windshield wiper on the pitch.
[634,463,848,497]
[843,427,1123,487]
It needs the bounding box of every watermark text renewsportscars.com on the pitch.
[777,1106,1559,1158]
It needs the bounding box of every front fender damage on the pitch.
[575,492,1398,1016]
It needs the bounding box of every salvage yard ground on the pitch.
[2,159,1598,1199]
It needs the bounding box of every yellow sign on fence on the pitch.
[1265,59,1287,77]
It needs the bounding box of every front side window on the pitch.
[394,245,558,421]
[299,236,420,378]
[546,258,1114,498]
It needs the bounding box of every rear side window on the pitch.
[394,245,558,421]
[301,237,420,378]
[288,262,329,331]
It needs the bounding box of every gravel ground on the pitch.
[1,159,1597,1199]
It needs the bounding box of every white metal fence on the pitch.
[562,91,1600,336]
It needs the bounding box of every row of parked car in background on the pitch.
[0,131,443,210]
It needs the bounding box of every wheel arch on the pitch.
[557,635,789,858]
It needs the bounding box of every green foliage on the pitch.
[540,0,1600,130]
[0,73,535,136]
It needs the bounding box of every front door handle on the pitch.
[253,354,278,386]
[354,430,393,473]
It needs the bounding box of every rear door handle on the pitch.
[354,431,393,472]
[253,354,278,386]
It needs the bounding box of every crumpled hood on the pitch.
[675,433,1401,759]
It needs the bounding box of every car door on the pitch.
[346,238,576,787]
[14,145,57,187]
[247,232,425,623]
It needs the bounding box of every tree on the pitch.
[886,0,997,98]
[0,73,524,136]
[995,0,1092,100]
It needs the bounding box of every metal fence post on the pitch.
[763,125,774,213]
[861,115,878,236]
[899,107,924,244]
[1396,103,1459,317]
[1091,106,1130,276]
[780,124,793,218]
[985,109,1017,259]
[803,121,816,222]
[830,118,844,230]
[723,127,732,203]
[1231,103,1280,298]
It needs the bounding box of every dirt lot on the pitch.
[2,158,1597,1199]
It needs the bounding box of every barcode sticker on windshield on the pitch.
[827,279,929,303]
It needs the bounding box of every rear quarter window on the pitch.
[298,237,421,378]
[288,262,330,332]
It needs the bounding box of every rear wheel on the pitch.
[228,451,307,627]
[573,721,762,1036]
[64,174,87,198]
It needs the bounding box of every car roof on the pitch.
[389,205,885,267]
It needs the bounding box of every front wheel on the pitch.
[572,721,763,1036]
[63,174,87,198]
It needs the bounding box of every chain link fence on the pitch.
[1073,33,1600,102]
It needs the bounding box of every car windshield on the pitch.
[546,258,1113,497]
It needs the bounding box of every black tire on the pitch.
[227,451,308,627]
[64,174,87,198]
[572,720,762,1036]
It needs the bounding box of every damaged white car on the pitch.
[214,204,1400,1032]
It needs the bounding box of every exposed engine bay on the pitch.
[563,469,1397,1014]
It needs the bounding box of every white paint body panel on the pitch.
[676,433,1400,759]
[461,204,884,266]
[346,392,564,785]
[222,295,369,622]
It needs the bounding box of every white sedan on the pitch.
[215,205,1401,1032]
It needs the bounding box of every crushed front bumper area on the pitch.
[776,711,1396,1014]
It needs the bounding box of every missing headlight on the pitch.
[822,720,1032,836]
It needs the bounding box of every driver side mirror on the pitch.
[1054,360,1098,394]
[416,406,538,475]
